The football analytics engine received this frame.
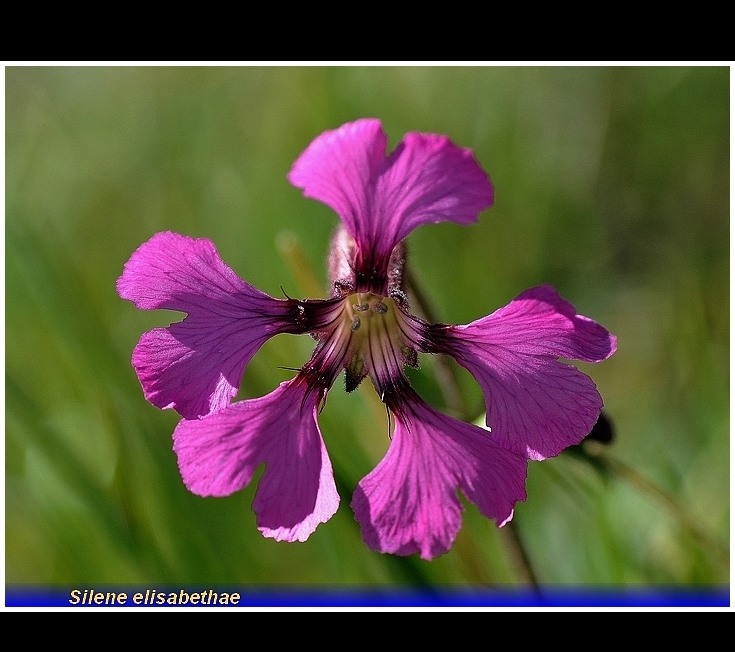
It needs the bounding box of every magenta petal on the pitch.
[288,119,386,248]
[288,119,493,276]
[173,380,339,542]
[433,285,617,460]
[469,285,618,363]
[117,232,301,418]
[130,322,267,421]
[351,396,527,561]
[375,130,494,248]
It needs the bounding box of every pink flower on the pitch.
[117,119,616,560]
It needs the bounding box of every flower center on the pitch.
[338,292,418,393]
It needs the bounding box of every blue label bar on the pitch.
[5,585,730,608]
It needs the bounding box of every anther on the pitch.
[351,316,361,331]
[374,301,388,314]
[353,303,369,312]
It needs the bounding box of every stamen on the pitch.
[318,390,328,414]
[324,290,423,397]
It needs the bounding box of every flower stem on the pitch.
[501,521,541,589]
[405,267,541,588]
[404,267,470,417]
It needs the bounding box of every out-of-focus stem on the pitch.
[276,230,326,299]
[596,450,730,568]
[501,521,540,589]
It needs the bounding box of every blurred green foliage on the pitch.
[5,66,729,591]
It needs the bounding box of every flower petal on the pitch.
[173,379,339,542]
[288,119,386,251]
[288,119,493,289]
[375,130,493,249]
[429,285,617,460]
[351,392,527,560]
[117,231,307,418]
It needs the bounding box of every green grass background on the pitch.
[5,65,729,592]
